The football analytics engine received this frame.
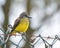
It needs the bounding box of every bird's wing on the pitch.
[11,18,20,32]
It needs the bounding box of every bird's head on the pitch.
[19,12,31,19]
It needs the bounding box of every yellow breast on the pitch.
[12,17,29,34]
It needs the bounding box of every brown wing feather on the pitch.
[11,18,20,32]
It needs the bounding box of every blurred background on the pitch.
[0,0,60,48]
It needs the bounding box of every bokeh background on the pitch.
[0,0,60,48]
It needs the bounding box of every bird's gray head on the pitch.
[19,12,31,19]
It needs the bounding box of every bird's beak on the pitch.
[25,15,32,19]
[27,16,32,19]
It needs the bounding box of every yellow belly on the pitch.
[12,18,29,34]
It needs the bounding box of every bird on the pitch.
[10,12,31,35]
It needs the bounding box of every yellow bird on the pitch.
[11,12,31,34]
